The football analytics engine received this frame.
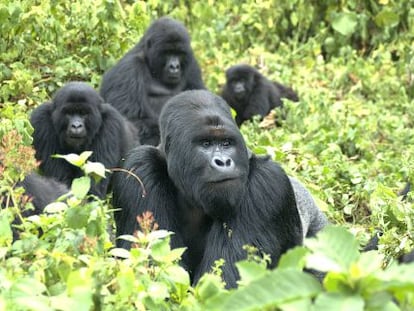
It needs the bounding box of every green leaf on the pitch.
[65,269,94,310]
[277,246,308,270]
[65,205,89,229]
[116,234,139,243]
[279,298,312,311]
[53,152,91,168]
[71,176,91,199]
[331,13,358,36]
[13,296,52,311]
[161,247,186,263]
[109,247,131,259]
[151,238,171,261]
[148,230,173,242]
[9,277,47,298]
[147,281,169,302]
[305,226,360,272]
[164,265,190,286]
[313,293,364,311]
[44,202,68,214]
[236,260,268,286]
[205,269,322,310]
[195,273,226,303]
[84,161,107,178]
[0,210,13,246]
[374,9,399,28]
[116,265,135,299]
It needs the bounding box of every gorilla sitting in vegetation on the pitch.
[112,90,328,288]
[30,82,134,199]
[222,64,299,127]
[1,173,69,240]
[100,16,205,146]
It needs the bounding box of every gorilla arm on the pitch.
[99,48,149,121]
[30,103,71,184]
[184,58,205,90]
[239,81,273,122]
[112,146,184,249]
[87,104,134,197]
[288,177,329,238]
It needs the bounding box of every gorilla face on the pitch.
[160,53,186,86]
[144,18,191,88]
[160,90,250,220]
[51,82,102,151]
[225,65,256,100]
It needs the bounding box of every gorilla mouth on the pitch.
[167,73,181,80]
[234,91,245,99]
[208,176,240,184]
[67,135,85,141]
[65,135,86,146]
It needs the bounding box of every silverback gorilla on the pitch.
[30,82,134,198]
[100,16,205,146]
[113,90,328,288]
[222,64,299,127]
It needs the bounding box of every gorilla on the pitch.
[21,173,69,212]
[30,82,135,199]
[399,249,414,263]
[112,90,328,288]
[100,16,205,146]
[1,173,69,240]
[222,64,299,127]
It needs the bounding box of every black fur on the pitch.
[21,173,69,212]
[112,90,303,288]
[2,173,69,240]
[100,16,205,146]
[30,82,134,198]
[222,64,299,127]
[399,249,414,263]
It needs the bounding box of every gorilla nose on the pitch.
[70,121,84,134]
[72,121,83,130]
[211,155,234,172]
[169,60,181,73]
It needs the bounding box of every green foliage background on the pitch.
[0,0,414,310]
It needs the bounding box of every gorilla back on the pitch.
[100,16,205,146]
[113,90,303,288]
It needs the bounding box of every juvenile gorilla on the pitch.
[30,82,134,198]
[100,16,205,146]
[113,90,328,288]
[222,64,299,127]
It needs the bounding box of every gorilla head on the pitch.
[51,82,103,152]
[224,64,257,100]
[159,90,250,220]
[142,17,191,87]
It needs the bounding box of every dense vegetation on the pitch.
[0,0,413,310]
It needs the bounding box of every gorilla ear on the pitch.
[247,148,253,160]
[145,36,153,51]
[158,133,172,155]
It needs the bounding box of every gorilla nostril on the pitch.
[214,158,225,167]
[213,156,233,169]
[72,122,83,129]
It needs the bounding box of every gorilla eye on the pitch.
[222,139,232,147]
[201,139,212,148]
